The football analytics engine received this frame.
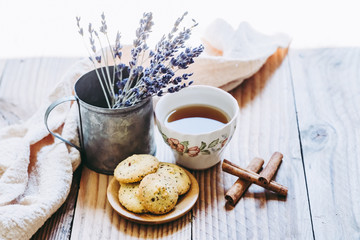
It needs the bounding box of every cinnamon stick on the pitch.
[258,152,283,185]
[222,159,288,196]
[225,157,264,206]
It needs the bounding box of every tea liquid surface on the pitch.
[165,104,229,134]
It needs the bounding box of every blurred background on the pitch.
[1,0,360,58]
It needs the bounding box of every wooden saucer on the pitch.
[107,168,199,224]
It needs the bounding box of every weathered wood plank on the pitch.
[71,131,192,240]
[71,172,192,240]
[191,48,313,240]
[0,97,27,128]
[0,58,42,117]
[0,59,27,127]
[0,59,6,77]
[0,59,28,127]
[289,48,360,240]
[0,57,79,116]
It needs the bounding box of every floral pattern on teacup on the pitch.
[160,131,228,157]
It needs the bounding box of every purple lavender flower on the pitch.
[76,17,84,36]
[76,12,203,109]
[100,12,107,34]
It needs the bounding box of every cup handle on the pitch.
[44,96,81,151]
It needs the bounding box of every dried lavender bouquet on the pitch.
[76,12,204,109]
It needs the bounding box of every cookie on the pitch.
[118,182,148,213]
[156,162,191,195]
[138,173,179,214]
[114,154,160,183]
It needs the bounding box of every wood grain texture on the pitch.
[0,59,6,79]
[289,48,360,240]
[0,59,27,127]
[0,98,27,128]
[191,48,313,240]
[71,132,192,240]
[0,57,78,116]
[5,48,360,239]
[71,168,192,240]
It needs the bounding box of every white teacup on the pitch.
[155,85,239,170]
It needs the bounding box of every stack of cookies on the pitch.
[113,154,191,214]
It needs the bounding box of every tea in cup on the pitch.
[155,85,239,170]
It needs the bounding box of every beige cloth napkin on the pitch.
[194,19,290,91]
[0,20,290,240]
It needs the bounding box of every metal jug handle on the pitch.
[44,96,81,151]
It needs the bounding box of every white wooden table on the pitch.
[0,48,359,239]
